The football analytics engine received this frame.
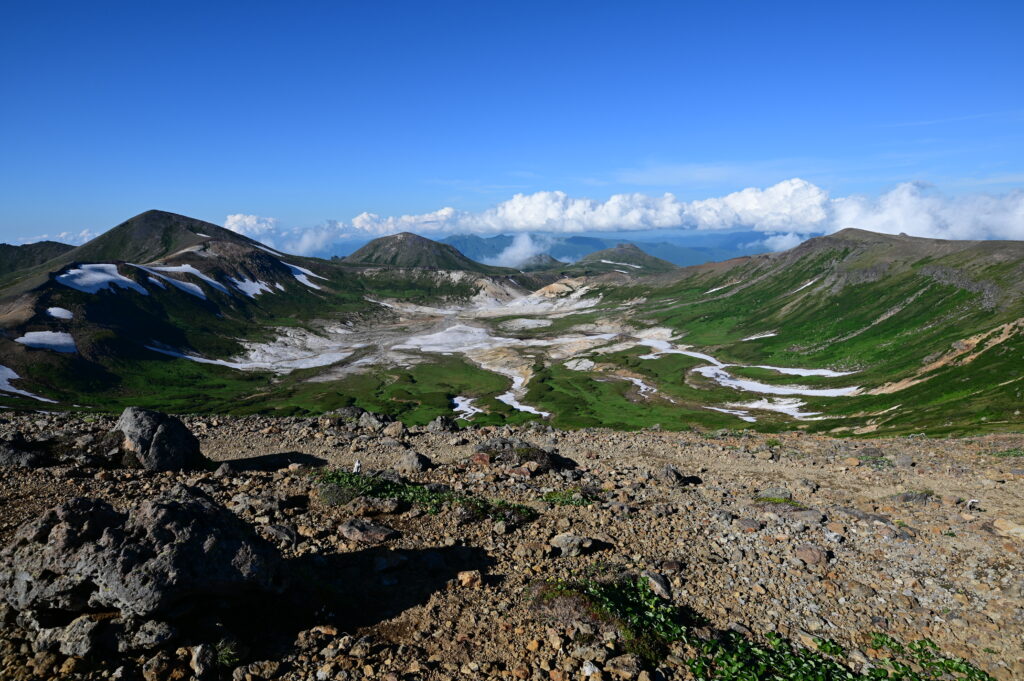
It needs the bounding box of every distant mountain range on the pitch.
[439,231,770,267]
[0,209,1020,437]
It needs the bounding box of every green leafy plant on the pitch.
[990,447,1024,457]
[215,639,241,668]
[542,487,597,506]
[318,470,536,525]
[754,496,806,508]
[538,576,686,664]
[858,454,893,470]
[535,576,995,679]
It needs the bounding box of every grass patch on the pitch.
[317,470,536,527]
[542,487,597,506]
[858,454,893,470]
[683,630,994,680]
[536,576,995,679]
[537,576,686,664]
[754,496,805,508]
[991,447,1024,457]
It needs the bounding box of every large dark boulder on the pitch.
[473,438,575,475]
[426,415,456,433]
[111,407,205,471]
[0,485,281,653]
[0,445,49,469]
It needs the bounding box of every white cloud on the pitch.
[830,183,1024,241]
[18,229,97,246]
[219,179,1024,255]
[483,234,552,267]
[756,232,805,252]
[225,213,279,236]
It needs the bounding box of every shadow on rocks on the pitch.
[219,451,328,473]
[0,484,490,674]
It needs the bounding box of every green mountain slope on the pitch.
[345,232,514,274]
[0,241,74,280]
[0,213,1020,437]
[586,229,1024,435]
[560,243,679,275]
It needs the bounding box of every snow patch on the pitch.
[132,265,206,299]
[0,365,55,402]
[147,323,359,373]
[46,307,73,320]
[707,407,757,423]
[149,265,229,295]
[15,331,76,353]
[599,259,641,269]
[622,376,656,397]
[750,365,854,377]
[704,282,737,294]
[453,396,483,420]
[281,262,326,289]
[694,365,858,397]
[728,398,824,420]
[496,375,550,417]
[56,264,148,295]
[564,358,595,371]
[499,318,553,331]
[741,332,777,341]
[229,276,274,298]
[790,278,818,294]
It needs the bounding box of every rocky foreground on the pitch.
[0,408,1021,680]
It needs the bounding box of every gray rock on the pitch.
[757,486,792,500]
[642,570,672,600]
[605,653,642,679]
[395,451,432,476]
[126,620,177,651]
[112,407,205,471]
[191,643,216,679]
[793,543,829,567]
[550,533,593,557]
[358,412,387,432]
[790,509,825,525]
[338,518,399,543]
[658,464,701,486]
[894,454,915,468]
[59,615,101,657]
[0,446,48,469]
[0,485,281,650]
[426,415,456,433]
[381,421,406,438]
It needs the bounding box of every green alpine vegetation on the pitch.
[0,210,1021,437]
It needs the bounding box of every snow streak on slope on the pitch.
[56,264,148,295]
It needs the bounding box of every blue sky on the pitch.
[2,1,1023,249]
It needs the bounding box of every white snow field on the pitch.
[281,262,326,289]
[132,265,206,299]
[229,276,274,298]
[453,396,483,419]
[46,307,73,320]
[15,331,77,353]
[149,265,230,294]
[0,365,55,402]
[706,406,757,422]
[56,264,148,295]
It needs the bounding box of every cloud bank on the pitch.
[224,179,1024,255]
[18,229,97,246]
[482,234,553,267]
